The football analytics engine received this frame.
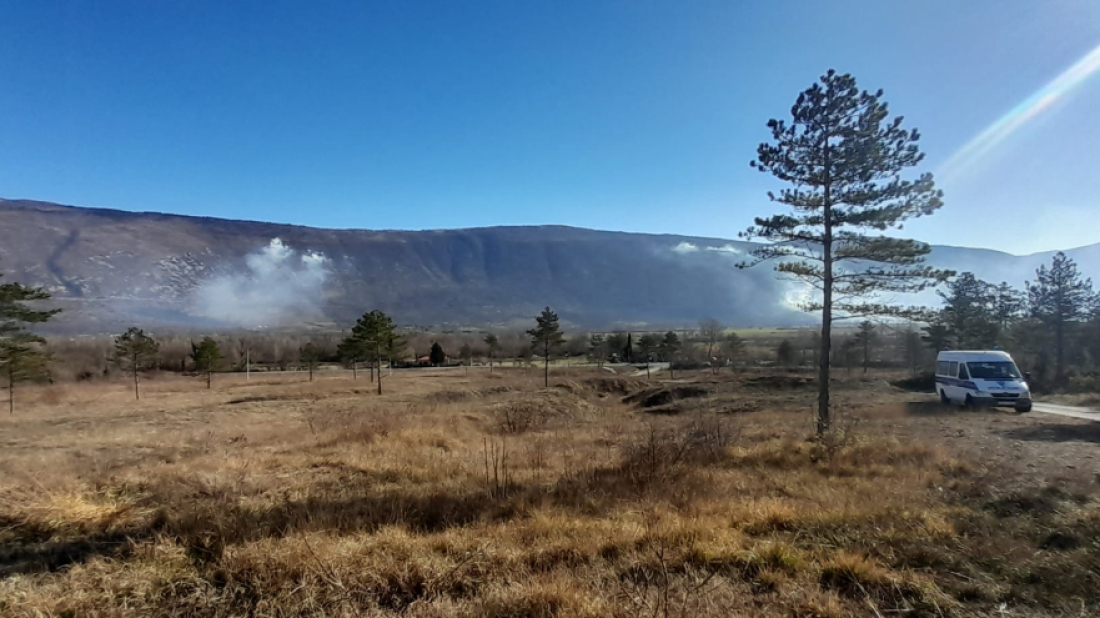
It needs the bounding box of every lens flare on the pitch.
[939,41,1100,181]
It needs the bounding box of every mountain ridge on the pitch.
[1,198,1096,333]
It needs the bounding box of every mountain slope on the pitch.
[1,198,1096,332]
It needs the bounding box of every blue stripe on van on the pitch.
[935,376,977,390]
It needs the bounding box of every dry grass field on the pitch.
[3,367,1100,617]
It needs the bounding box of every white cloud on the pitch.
[671,242,699,254]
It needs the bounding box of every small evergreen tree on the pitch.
[853,320,876,373]
[113,327,160,399]
[190,337,223,389]
[1,267,59,414]
[921,321,951,353]
[659,331,682,362]
[1027,252,1099,384]
[484,334,500,372]
[637,333,662,379]
[637,333,661,360]
[459,342,473,365]
[992,281,1025,333]
[429,342,446,366]
[300,341,322,382]
[939,272,998,349]
[336,336,363,379]
[587,333,608,369]
[776,339,796,367]
[527,306,565,387]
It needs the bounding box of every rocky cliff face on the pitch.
[1,198,1095,333]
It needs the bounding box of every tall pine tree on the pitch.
[740,70,950,435]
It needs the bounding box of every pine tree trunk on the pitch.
[133,368,140,400]
[207,371,211,389]
[309,365,314,382]
[817,170,834,436]
[543,341,549,388]
[1056,319,1066,385]
[376,344,383,395]
[8,364,13,415]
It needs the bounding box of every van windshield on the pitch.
[967,361,1021,380]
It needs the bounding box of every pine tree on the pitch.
[113,327,160,399]
[429,342,446,366]
[342,310,399,394]
[484,334,501,372]
[740,70,950,434]
[938,273,998,349]
[527,306,565,387]
[991,282,1025,333]
[659,331,682,362]
[776,340,796,367]
[921,319,951,353]
[1027,252,1099,384]
[1,268,59,414]
[587,333,607,369]
[336,336,362,379]
[300,342,322,382]
[190,337,223,389]
[853,320,876,373]
[637,333,662,379]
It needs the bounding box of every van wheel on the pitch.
[939,390,950,405]
[1016,403,1032,413]
[964,395,975,409]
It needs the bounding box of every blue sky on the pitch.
[2,0,1099,255]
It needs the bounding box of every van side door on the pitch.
[947,361,960,402]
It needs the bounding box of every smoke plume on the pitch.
[192,238,330,327]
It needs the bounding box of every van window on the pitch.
[968,362,1022,380]
[949,361,958,377]
[936,361,949,375]
[958,364,969,380]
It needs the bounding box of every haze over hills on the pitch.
[1,198,1097,333]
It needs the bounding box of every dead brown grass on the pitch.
[0,368,1097,616]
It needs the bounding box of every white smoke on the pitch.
[671,241,699,254]
[706,244,743,255]
[192,238,330,327]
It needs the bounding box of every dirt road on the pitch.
[1033,401,1100,421]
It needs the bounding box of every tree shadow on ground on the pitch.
[903,400,959,417]
[1000,422,1100,444]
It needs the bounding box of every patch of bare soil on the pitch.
[580,376,648,395]
[622,385,710,409]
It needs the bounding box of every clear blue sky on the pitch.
[2,0,1099,255]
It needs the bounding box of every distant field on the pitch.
[2,367,1098,616]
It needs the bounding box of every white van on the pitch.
[935,350,1032,412]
